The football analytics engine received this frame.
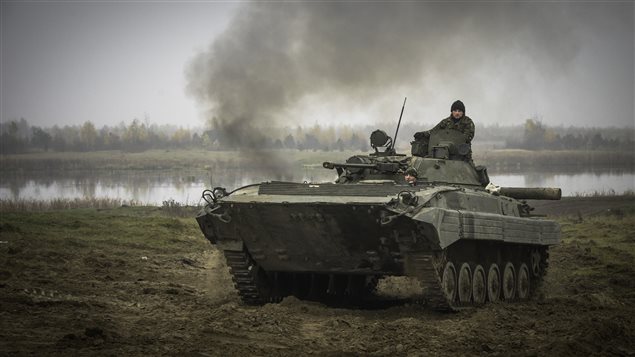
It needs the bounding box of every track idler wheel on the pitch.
[441,262,457,303]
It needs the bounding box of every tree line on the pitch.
[0,118,376,154]
[0,117,633,154]
[505,118,634,151]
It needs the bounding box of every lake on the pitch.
[1,167,633,205]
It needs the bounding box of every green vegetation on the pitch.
[2,204,632,258]
[548,208,635,300]
[1,117,633,154]
[507,118,634,151]
[0,149,360,171]
[0,206,207,253]
[1,147,633,172]
[0,118,374,153]
[0,198,142,212]
[0,198,208,216]
[573,189,635,197]
[2,204,632,266]
[560,208,635,257]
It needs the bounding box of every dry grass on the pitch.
[573,189,635,197]
[0,198,142,212]
[160,199,201,218]
[0,149,360,172]
[2,148,632,172]
[0,198,204,218]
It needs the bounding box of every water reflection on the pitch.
[0,168,338,205]
[0,167,632,204]
[489,171,634,195]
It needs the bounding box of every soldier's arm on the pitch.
[431,118,447,132]
[464,118,475,142]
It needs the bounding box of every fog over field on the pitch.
[2,2,633,131]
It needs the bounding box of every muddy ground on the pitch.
[1,197,634,356]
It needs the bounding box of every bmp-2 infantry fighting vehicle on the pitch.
[196,111,561,311]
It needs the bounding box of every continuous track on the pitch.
[222,249,378,306]
[223,249,266,305]
[405,253,453,311]
[223,246,549,311]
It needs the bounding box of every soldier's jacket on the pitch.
[431,115,475,142]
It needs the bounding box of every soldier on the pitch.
[430,100,475,143]
[413,100,475,163]
[404,167,418,186]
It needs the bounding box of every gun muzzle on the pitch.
[499,187,562,200]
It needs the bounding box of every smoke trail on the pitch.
[186,2,632,148]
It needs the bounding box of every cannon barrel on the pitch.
[323,162,375,170]
[499,187,562,200]
[323,161,400,172]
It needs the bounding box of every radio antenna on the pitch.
[391,97,407,152]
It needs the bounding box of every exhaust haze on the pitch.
[186,2,634,145]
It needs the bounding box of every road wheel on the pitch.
[472,265,486,305]
[502,262,516,301]
[441,262,457,303]
[457,263,472,304]
[487,264,501,302]
[517,263,530,300]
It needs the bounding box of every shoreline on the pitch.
[1,148,633,172]
[528,195,635,217]
[1,194,633,213]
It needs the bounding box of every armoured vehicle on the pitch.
[196,126,561,311]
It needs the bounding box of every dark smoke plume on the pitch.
[186,2,633,149]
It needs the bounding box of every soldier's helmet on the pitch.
[405,167,418,177]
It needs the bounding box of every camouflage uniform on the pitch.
[432,115,475,164]
[431,115,475,143]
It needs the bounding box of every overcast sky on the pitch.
[2,1,238,128]
[1,1,634,129]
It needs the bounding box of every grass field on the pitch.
[0,206,205,253]
[0,149,359,171]
[0,198,144,212]
[1,148,633,172]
